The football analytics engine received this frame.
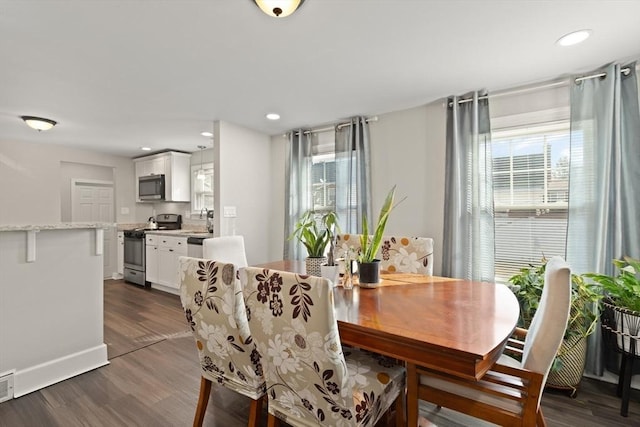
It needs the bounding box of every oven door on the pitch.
[124,235,145,271]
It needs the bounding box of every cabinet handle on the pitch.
[169,249,174,252]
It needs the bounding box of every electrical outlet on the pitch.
[223,206,237,218]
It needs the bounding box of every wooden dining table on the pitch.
[256,260,520,425]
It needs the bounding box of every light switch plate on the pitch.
[223,206,237,218]
[120,207,130,215]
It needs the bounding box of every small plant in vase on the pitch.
[320,211,341,286]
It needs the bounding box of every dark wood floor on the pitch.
[0,279,639,426]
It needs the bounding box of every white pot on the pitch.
[320,264,340,288]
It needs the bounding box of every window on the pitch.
[491,123,570,282]
[191,163,214,217]
[311,153,336,212]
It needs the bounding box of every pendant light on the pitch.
[253,0,305,18]
[196,145,206,180]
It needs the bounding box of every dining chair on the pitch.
[240,266,406,427]
[379,236,434,275]
[407,256,572,427]
[202,235,249,267]
[179,256,266,427]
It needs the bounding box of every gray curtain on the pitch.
[442,92,495,282]
[567,62,640,375]
[284,130,313,260]
[334,117,372,233]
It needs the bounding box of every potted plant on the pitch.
[583,257,640,394]
[358,186,400,286]
[509,258,602,396]
[319,211,341,286]
[289,209,337,277]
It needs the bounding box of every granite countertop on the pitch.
[0,223,116,232]
[144,229,214,238]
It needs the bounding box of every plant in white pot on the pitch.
[290,210,338,277]
[358,186,402,287]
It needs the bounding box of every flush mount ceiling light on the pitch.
[556,29,592,47]
[141,146,152,151]
[266,113,280,120]
[253,0,305,18]
[21,115,57,131]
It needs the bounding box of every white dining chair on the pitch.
[407,256,572,427]
[202,235,248,268]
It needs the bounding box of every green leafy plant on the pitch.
[583,256,640,312]
[289,210,339,258]
[359,186,404,263]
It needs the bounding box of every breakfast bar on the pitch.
[0,223,111,399]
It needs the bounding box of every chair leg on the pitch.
[248,396,265,427]
[267,413,281,427]
[193,376,212,427]
[395,385,406,427]
[620,355,633,417]
[536,406,547,427]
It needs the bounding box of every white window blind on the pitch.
[491,123,569,282]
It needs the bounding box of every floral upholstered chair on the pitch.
[336,234,434,275]
[179,257,266,427]
[379,236,433,275]
[240,267,406,427]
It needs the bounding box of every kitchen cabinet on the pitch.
[145,234,187,290]
[116,231,124,277]
[134,151,191,202]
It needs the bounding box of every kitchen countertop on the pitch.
[144,229,214,238]
[0,222,115,232]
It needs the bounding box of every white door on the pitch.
[72,180,115,279]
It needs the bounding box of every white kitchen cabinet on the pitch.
[145,234,186,290]
[145,234,159,284]
[116,231,124,277]
[134,151,191,202]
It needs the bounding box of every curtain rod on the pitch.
[574,66,631,83]
[288,116,378,137]
[453,62,638,106]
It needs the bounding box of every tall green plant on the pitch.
[584,256,640,312]
[359,186,402,263]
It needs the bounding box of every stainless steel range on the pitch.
[123,214,182,286]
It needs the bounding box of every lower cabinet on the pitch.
[145,235,187,291]
[117,232,124,277]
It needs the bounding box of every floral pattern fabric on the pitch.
[178,256,266,400]
[241,267,406,427]
[336,234,434,275]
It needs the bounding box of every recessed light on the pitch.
[200,131,213,137]
[141,147,152,151]
[556,29,591,47]
[266,113,280,121]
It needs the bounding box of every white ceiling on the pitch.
[2,0,640,158]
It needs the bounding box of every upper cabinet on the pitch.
[134,151,191,202]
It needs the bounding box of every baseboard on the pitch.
[13,344,109,398]
[583,371,640,391]
[150,283,180,295]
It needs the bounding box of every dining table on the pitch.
[255,260,520,426]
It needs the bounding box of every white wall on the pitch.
[369,100,447,275]
[214,121,272,265]
[0,140,136,225]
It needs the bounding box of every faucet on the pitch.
[199,208,208,219]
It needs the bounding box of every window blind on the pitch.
[491,124,569,282]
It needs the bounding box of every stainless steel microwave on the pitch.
[139,174,165,200]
